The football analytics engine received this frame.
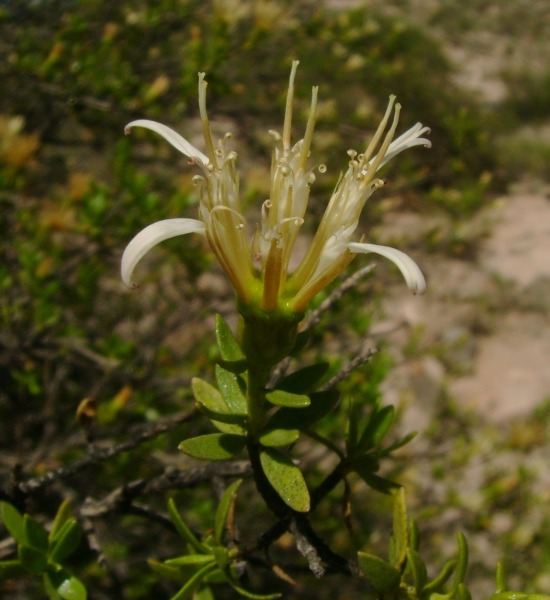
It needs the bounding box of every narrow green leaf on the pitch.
[356,405,395,454]
[228,578,282,600]
[215,315,245,361]
[423,558,457,594]
[210,419,246,436]
[148,559,186,583]
[259,428,300,448]
[406,548,427,593]
[451,532,469,593]
[265,389,310,408]
[259,448,310,513]
[276,363,329,393]
[0,502,25,544]
[353,466,400,495]
[495,561,506,594]
[391,488,408,569]
[170,562,216,600]
[379,431,418,456]
[167,498,206,554]
[215,365,247,415]
[165,555,215,567]
[214,479,243,545]
[24,515,49,552]
[18,544,47,573]
[267,390,339,431]
[0,559,25,578]
[357,552,400,593]
[49,519,81,563]
[49,499,74,544]
[179,434,246,461]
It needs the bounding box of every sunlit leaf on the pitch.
[49,499,74,544]
[259,448,309,513]
[265,389,310,408]
[0,502,25,544]
[259,428,300,448]
[49,519,81,563]
[179,434,246,461]
[215,365,247,415]
[357,552,400,593]
[215,315,246,373]
[390,487,408,569]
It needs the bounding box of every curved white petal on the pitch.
[348,242,426,294]
[121,218,206,287]
[125,119,210,166]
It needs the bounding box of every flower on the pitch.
[121,61,430,314]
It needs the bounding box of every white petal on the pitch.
[125,119,210,166]
[121,218,206,287]
[366,123,431,172]
[348,242,426,294]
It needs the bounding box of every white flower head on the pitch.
[121,62,430,313]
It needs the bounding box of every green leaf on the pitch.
[390,488,408,569]
[49,519,81,563]
[148,559,187,583]
[214,479,243,545]
[356,405,395,454]
[227,578,282,599]
[215,315,246,372]
[352,462,401,495]
[18,544,47,573]
[379,431,418,456]
[44,572,63,600]
[192,377,246,422]
[0,559,25,578]
[357,552,400,593]
[24,515,49,552]
[259,448,310,513]
[276,363,329,393]
[265,389,310,408]
[46,570,87,600]
[259,428,300,448]
[165,555,215,567]
[451,532,469,593]
[167,498,207,554]
[346,399,362,454]
[215,365,247,415]
[267,390,339,431]
[210,419,246,436]
[495,561,506,594]
[179,434,246,461]
[192,377,226,411]
[49,499,74,544]
[423,559,457,594]
[0,502,25,544]
[170,562,217,600]
[53,575,88,600]
[406,548,427,593]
